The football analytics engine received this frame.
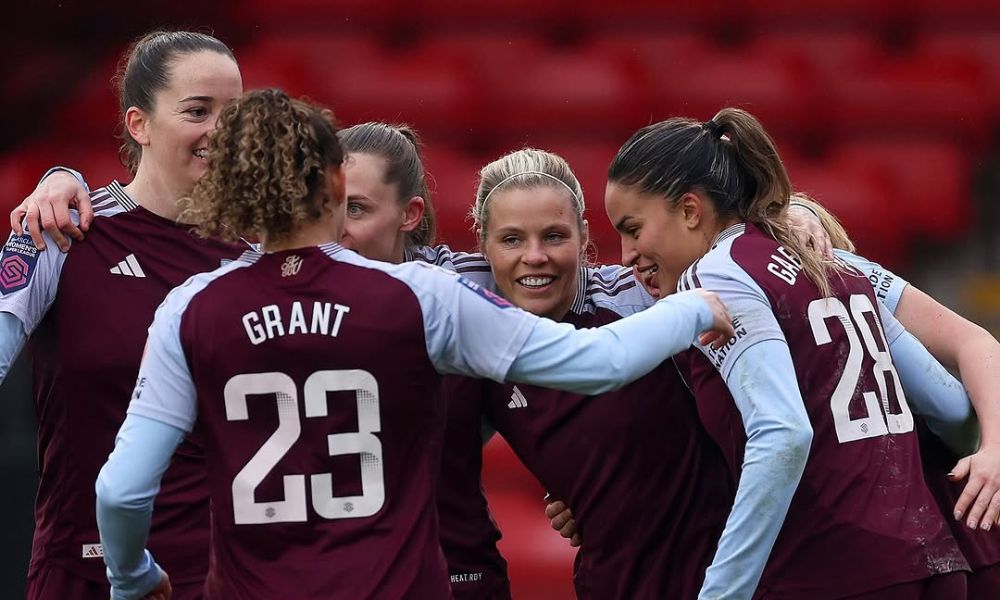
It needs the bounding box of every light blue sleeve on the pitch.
[507,290,713,394]
[834,249,909,314]
[698,339,813,600]
[891,331,979,455]
[40,166,90,193]
[373,258,714,392]
[0,311,27,383]
[96,414,185,600]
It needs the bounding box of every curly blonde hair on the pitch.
[182,88,344,243]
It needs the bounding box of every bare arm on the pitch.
[895,285,1000,528]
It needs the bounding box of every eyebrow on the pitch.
[346,194,370,201]
[178,96,214,103]
[614,215,632,232]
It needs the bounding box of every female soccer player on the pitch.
[18,121,509,600]
[93,88,733,600]
[786,196,1000,599]
[469,148,733,598]
[0,30,244,600]
[338,121,511,598]
[604,108,985,599]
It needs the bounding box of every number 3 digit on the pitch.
[224,369,385,525]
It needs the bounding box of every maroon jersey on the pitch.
[0,181,241,585]
[409,245,511,599]
[437,376,510,599]
[918,421,1000,570]
[675,223,967,598]
[482,265,732,599]
[169,246,464,599]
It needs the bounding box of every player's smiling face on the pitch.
[340,152,412,264]
[481,185,587,321]
[605,182,707,298]
[141,50,242,193]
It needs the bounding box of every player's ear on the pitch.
[124,107,151,147]
[678,192,704,230]
[327,163,346,209]
[399,196,425,233]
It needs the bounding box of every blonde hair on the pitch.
[471,148,585,239]
[609,107,838,297]
[790,192,856,253]
[182,89,344,243]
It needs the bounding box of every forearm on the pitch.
[699,340,813,600]
[955,329,1000,447]
[507,290,712,394]
[96,414,184,599]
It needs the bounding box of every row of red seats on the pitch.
[234,0,1000,33]
[47,29,1000,151]
[231,30,1000,149]
[0,135,971,270]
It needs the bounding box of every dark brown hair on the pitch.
[114,30,236,175]
[609,107,835,296]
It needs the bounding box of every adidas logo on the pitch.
[507,386,528,409]
[82,543,104,558]
[110,254,145,278]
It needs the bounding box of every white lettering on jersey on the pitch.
[766,246,802,286]
[242,302,352,345]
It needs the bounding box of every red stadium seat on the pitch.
[233,0,404,34]
[909,0,1000,27]
[48,55,121,144]
[734,0,900,32]
[575,0,730,30]
[747,31,886,81]
[237,33,385,100]
[915,32,1000,111]
[640,45,820,140]
[420,146,483,251]
[832,139,973,242]
[410,0,568,33]
[471,46,645,141]
[785,155,906,268]
[826,54,991,148]
[308,48,481,142]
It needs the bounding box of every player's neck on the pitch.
[122,169,187,222]
[261,219,341,253]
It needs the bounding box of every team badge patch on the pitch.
[0,233,39,295]
[458,277,513,308]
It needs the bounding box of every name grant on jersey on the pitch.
[242,301,351,345]
[767,246,803,286]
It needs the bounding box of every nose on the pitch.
[522,240,548,266]
[620,237,639,267]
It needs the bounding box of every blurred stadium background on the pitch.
[2,1,1000,597]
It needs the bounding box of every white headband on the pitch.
[481,170,582,206]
